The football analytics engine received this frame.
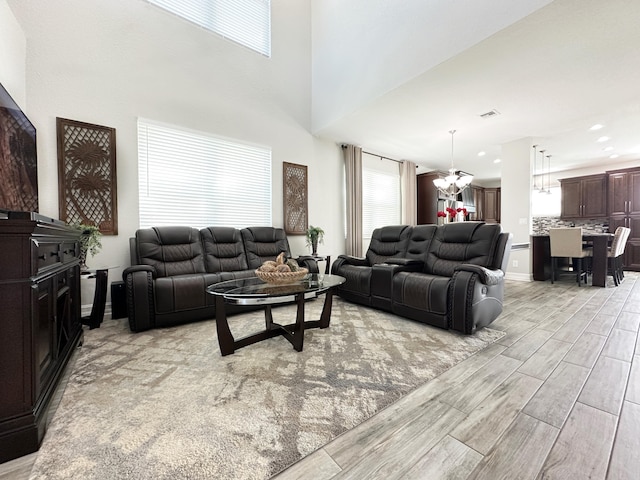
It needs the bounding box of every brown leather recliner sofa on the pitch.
[123,226,318,332]
[331,222,513,334]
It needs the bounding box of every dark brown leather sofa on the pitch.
[331,222,512,334]
[123,226,317,332]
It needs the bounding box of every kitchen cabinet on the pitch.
[468,185,484,221]
[417,172,440,225]
[607,167,640,271]
[0,212,83,462]
[417,171,466,225]
[483,187,500,223]
[560,174,607,219]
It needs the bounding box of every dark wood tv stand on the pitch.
[0,212,83,463]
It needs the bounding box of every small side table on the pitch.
[311,255,331,274]
[81,266,117,329]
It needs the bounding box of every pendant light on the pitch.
[532,144,539,191]
[432,130,473,199]
[538,149,547,194]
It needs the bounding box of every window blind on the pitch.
[148,0,271,57]
[362,167,401,240]
[137,119,272,229]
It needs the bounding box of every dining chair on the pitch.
[549,227,592,286]
[608,226,631,286]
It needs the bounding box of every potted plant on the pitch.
[73,223,102,269]
[305,225,325,256]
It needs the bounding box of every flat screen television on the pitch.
[0,81,38,213]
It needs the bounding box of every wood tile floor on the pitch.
[2,274,639,479]
[274,273,640,480]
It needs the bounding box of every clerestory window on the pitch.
[147,0,271,57]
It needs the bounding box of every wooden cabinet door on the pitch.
[608,172,629,215]
[582,176,607,217]
[472,186,484,221]
[625,240,640,271]
[560,179,582,218]
[625,215,640,271]
[36,278,55,395]
[628,171,640,215]
[484,188,499,223]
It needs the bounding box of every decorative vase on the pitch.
[311,237,318,256]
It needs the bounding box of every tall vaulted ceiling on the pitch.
[312,0,640,181]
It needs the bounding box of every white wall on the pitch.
[7,0,345,304]
[500,137,533,281]
[0,0,25,106]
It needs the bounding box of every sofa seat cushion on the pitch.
[337,264,373,296]
[154,273,223,314]
[392,272,449,315]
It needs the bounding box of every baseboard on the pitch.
[505,272,532,282]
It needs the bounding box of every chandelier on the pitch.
[433,130,473,198]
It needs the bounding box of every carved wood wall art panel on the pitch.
[57,118,117,234]
[283,162,307,234]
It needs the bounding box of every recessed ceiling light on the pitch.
[494,158,501,163]
[603,146,614,151]
[609,154,619,159]
[478,151,486,157]
[590,124,604,130]
[597,136,610,142]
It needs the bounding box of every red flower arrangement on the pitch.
[437,207,468,221]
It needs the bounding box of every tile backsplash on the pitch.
[532,216,609,235]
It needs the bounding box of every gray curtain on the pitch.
[343,144,363,257]
[400,160,417,225]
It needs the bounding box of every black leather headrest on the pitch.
[378,225,411,242]
[440,222,485,243]
[201,226,241,243]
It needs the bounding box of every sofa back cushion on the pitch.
[135,226,206,277]
[425,222,502,276]
[241,227,291,269]
[405,225,438,260]
[366,225,413,265]
[200,227,248,273]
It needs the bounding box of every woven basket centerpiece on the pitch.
[255,268,308,285]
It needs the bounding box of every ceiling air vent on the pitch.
[479,109,501,119]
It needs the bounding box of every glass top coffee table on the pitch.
[206,274,345,356]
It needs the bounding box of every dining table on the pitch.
[531,233,614,287]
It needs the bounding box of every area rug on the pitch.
[29,298,504,480]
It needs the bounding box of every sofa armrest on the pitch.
[449,266,506,334]
[296,256,319,274]
[123,264,156,281]
[338,254,369,266]
[383,257,425,269]
[454,264,504,286]
[331,254,369,275]
[122,266,156,332]
[371,261,424,300]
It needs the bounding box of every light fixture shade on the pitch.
[444,174,459,184]
[455,175,473,187]
[433,178,447,189]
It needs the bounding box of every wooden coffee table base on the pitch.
[214,289,335,356]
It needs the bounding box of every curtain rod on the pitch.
[342,144,413,166]
[362,150,402,164]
